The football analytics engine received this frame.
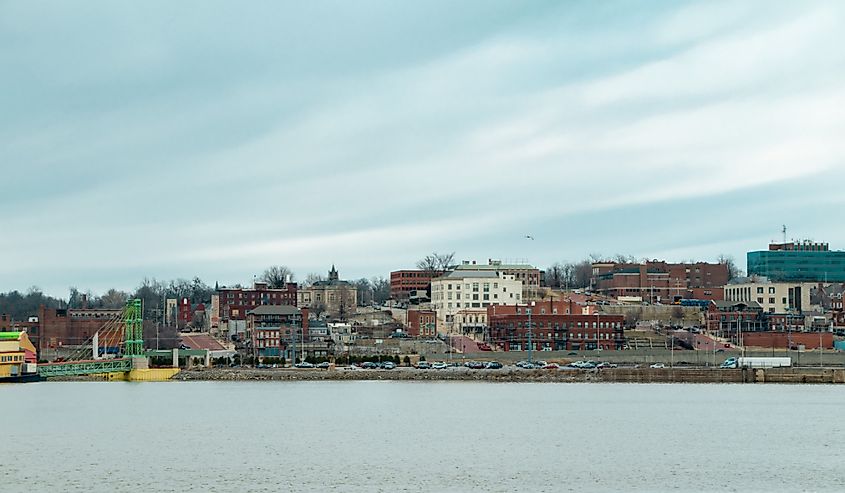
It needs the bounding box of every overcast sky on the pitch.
[2,0,844,297]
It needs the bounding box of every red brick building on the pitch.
[487,302,625,351]
[37,306,124,357]
[178,297,193,326]
[390,270,438,300]
[591,261,728,303]
[742,331,833,350]
[705,301,767,340]
[217,281,298,322]
[407,309,437,337]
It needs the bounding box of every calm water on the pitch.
[2,381,844,492]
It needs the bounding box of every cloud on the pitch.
[1,0,844,295]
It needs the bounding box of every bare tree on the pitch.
[260,265,295,288]
[310,301,327,320]
[99,288,130,309]
[353,278,373,306]
[545,263,564,288]
[370,276,390,303]
[717,254,743,280]
[304,273,326,286]
[416,251,456,278]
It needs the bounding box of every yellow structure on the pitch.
[0,331,37,379]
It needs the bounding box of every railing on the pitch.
[37,358,133,377]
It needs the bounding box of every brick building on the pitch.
[741,331,833,350]
[487,302,625,351]
[407,309,437,338]
[705,301,767,341]
[37,306,124,357]
[390,270,439,300]
[246,305,308,358]
[591,260,728,303]
[217,281,298,322]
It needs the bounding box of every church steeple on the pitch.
[328,264,339,281]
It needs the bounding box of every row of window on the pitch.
[1,354,23,363]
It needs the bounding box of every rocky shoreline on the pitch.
[172,367,596,382]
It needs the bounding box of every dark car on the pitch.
[416,362,431,369]
[361,362,378,369]
[485,361,503,369]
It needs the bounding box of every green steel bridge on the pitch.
[37,299,147,378]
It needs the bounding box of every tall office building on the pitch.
[747,241,845,282]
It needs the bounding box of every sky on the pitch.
[2,0,845,297]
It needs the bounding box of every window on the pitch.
[769,287,776,294]
[757,287,764,294]
[769,298,775,304]
[494,283,498,289]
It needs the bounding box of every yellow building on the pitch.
[0,331,37,380]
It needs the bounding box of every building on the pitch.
[430,270,523,331]
[178,297,193,326]
[487,303,625,351]
[246,305,308,358]
[0,331,37,380]
[723,277,814,314]
[705,301,767,340]
[390,270,440,300]
[165,298,178,326]
[591,260,728,303]
[454,259,540,295]
[37,306,124,358]
[407,309,437,338]
[217,281,298,322]
[747,241,845,282]
[297,266,357,320]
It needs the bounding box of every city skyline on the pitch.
[3,0,845,296]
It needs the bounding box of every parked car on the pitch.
[649,363,666,369]
[485,361,503,369]
[596,362,618,369]
[542,363,560,369]
[416,362,431,369]
[295,362,315,368]
[432,362,448,370]
[464,361,485,369]
[382,362,396,370]
[361,362,378,369]
[316,362,331,369]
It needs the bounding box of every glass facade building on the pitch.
[747,243,845,282]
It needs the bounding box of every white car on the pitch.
[649,363,666,369]
[432,362,448,370]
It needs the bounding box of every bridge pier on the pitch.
[131,357,149,370]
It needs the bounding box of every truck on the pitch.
[720,357,791,369]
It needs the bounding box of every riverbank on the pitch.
[169,366,845,384]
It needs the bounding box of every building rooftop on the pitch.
[439,270,503,280]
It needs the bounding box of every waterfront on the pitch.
[3,382,845,492]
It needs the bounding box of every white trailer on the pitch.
[721,357,792,369]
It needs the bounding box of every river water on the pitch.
[2,381,844,492]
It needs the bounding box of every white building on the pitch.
[724,277,815,314]
[431,270,523,332]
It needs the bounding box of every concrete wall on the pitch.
[445,348,845,367]
[599,305,703,325]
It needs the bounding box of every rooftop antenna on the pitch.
[782,225,787,245]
